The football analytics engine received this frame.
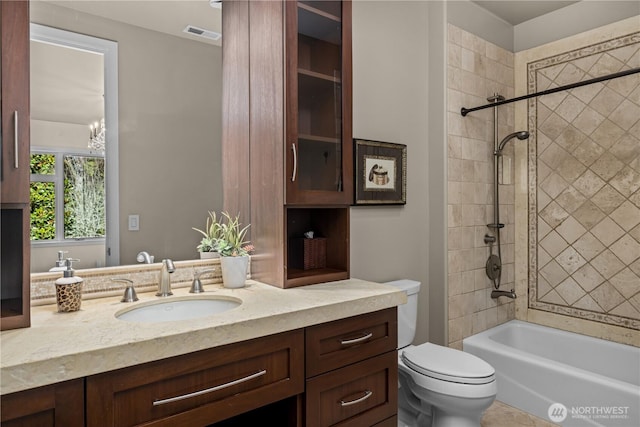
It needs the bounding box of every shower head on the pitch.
[497,131,529,153]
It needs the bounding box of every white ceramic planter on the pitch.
[220,256,249,288]
[199,251,220,259]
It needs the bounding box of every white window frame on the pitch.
[30,148,106,245]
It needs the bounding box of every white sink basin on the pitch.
[115,297,241,323]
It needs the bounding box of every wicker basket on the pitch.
[292,237,327,270]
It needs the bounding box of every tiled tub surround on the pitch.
[447,24,517,349]
[526,31,640,330]
[1,278,405,395]
[31,258,226,305]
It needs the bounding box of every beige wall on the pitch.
[351,0,433,344]
[30,2,223,267]
[515,17,640,346]
[446,24,517,349]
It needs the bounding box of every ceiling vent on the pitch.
[183,25,221,41]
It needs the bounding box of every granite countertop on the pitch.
[0,278,406,395]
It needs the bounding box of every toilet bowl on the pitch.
[386,280,497,427]
[399,343,496,427]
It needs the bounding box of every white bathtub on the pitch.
[463,320,640,427]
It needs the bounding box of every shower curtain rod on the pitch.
[460,67,640,117]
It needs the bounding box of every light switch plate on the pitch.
[128,214,140,231]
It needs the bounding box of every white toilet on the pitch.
[386,280,496,427]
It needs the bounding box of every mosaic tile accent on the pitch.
[528,31,640,330]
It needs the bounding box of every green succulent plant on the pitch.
[215,212,253,257]
[192,211,223,252]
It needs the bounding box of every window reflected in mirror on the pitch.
[30,152,106,242]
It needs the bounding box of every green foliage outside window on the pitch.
[30,153,105,241]
[64,155,105,239]
[30,153,56,175]
[30,154,56,240]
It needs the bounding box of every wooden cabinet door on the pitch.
[1,0,30,204]
[305,352,398,427]
[305,309,398,426]
[306,307,397,377]
[0,379,84,427]
[0,0,31,331]
[86,330,304,427]
[285,0,352,206]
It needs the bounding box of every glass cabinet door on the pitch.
[286,1,352,205]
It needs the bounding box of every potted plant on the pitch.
[192,211,222,259]
[216,212,253,288]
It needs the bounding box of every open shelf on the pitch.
[1,206,29,329]
[286,207,349,286]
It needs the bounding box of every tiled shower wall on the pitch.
[447,25,516,349]
[527,31,640,330]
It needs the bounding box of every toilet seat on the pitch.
[401,343,495,385]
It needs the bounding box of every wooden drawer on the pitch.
[86,329,304,427]
[306,307,397,377]
[305,351,398,427]
[0,379,84,427]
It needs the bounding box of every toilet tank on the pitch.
[385,280,421,349]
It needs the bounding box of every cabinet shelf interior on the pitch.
[298,4,341,45]
[298,68,341,83]
[298,134,340,144]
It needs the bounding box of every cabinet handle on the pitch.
[152,369,267,406]
[340,332,373,346]
[13,111,19,168]
[291,142,297,182]
[340,390,373,407]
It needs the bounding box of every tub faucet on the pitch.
[491,289,516,299]
[156,259,175,297]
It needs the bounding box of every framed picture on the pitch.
[354,139,406,205]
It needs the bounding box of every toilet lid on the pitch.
[401,343,495,385]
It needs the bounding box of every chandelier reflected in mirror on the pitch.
[88,118,106,151]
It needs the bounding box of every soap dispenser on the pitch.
[55,258,83,312]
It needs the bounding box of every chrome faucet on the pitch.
[156,259,175,297]
[190,268,216,293]
[491,289,516,299]
[136,251,154,264]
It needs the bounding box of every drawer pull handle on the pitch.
[340,332,373,346]
[152,369,267,406]
[340,390,373,407]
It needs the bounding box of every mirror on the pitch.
[29,0,223,272]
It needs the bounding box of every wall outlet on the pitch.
[128,214,140,231]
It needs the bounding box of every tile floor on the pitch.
[482,401,559,427]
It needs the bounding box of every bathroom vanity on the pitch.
[0,279,404,426]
